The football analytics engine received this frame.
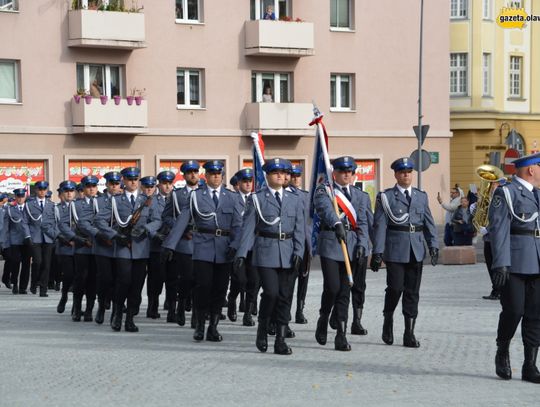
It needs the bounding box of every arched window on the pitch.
[505,129,525,156]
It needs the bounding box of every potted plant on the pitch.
[127,87,136,105]
[134,88,146,105]
[113,95,121,105]
[100,95,108,105]
[84,93,93,104]
[73,88,86,104]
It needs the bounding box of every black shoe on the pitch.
[403,317,420,348]
[285,325,295,339]
[335,321,352,351]
[351,308,368,335]
[243,303,255,327]
[125,309,139,333]
[176,299,186,326]
[83,307,94,322]
[256,319,268,353]
[495,341,512,380]
[219,312,226,320]
[72,297,82,322]
[166,300,177,323]
[382,313,394,345]
[3,280,12,289]
[185,297,192,312]
[206,314,223,342]
[146,296,161,319]
[193,314,205,341]
[315,313,329,346]
[483,290,500,300]
[30,283,37,294]
[12,284,18,295]
[39,287,48,297]
[522,346,540,383]
[95,302,105,325]
[274,325,292,355]
[268,321,276,336]
[105,299,111,310]
[295,301,308,324]
[111,304,123,332]
[227,295,237,322]
[57,293,68,313]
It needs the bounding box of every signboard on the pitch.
[354,160,378,208]
[410,149,432,172]
[429,151,439,164]
[159,159,227,189]
[68,160,138,192]
[503,148,520,175]
[0,160,46,194]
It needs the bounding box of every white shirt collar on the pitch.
[125,190,139,200]
[267,186,283,199]
[208,185,221,195]
[240,192,250,201]
[336,182,350,194]
[396,184,412,196]
[515,176,534,192]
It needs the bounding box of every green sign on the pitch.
[429,152,439,164]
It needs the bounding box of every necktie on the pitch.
[130,194,135,209]
[275,191,282,207]
[405,190,411,205]
[40,201,44,211]
[212,190,219,207]
[19,206,23,212]
[342,186,352,202]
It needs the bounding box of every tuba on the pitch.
[472,164,505,232]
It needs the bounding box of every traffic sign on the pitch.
[503,148,519,175]
[410,149,432,172]
[413,124,430,146]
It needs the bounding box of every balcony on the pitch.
[244,20,314,57]
[71,98,148,134]
[244,103,314,136]
[67,9,146,49]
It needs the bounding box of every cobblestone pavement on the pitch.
[0,263,538,407]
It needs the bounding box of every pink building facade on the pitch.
[0,0,451,222]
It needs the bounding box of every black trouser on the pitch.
[497,273,540,347]
[58,255,75,296]
[383,256,423,318]
[30,243,54,290]
[229,251,259,306]
[193,260,230,315]
[259,266,296,325]
[483,241,498,293]
[176,253,194,301]
[74,253,97,307]
[295,250,311,307]
[147,251,166,298]
[9,244,32,290]
[49,247,60,286]
[2,249,12,285]
[351,256,368,309]
[114,258,147,310]
[95,255,115,304]
[320,257,351,322]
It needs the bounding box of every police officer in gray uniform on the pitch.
[161,160,200,326]
[95,167,162,333]
[313,156,369,351]
[370,157,438,348]
[162,160,242,342]
[26,181,57,297]
[488,153,540,383]
[234,158,305,355]
[0,193,10,288]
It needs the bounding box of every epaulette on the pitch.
[412,187,427,195]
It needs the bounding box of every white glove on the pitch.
[480,227,488,236]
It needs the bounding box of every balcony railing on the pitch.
[71,97,148,134]
[244,20,315,57]
[244,103,314,135]
[68,9,146,49]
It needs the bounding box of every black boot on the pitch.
[111,303,123,332]
[382,312,394,345]
[495,340,512,380]
[206,314,223,342]
[185,296,192,312]
[315,313,329,345]
[125,308,139,332]
[166,299,177,323]
[239,292,246,313]
[268,321,276,336]
[285,325,295,338]
[482,290,500,300]
[57,292,68,313]
[522,345,540,383]
[295,300,308,324]
[193,312,205,341]
[95,301,105,325]
[274,325,292,355]
[39,286,48,297]
[83,303,94,322]
[351,308,368,335]
[227,294,237,322]
[335,321,352,351]
[146,296,154,318]
[176,299,186,326]
[30,282,37,294]
[403,317,420,348]
[72,296,82,322]
[256,319,268,352]
[243,303,255,327]
[147,295,161,319]
[12,284,18,295]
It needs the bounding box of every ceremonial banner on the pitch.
[0,160,46,194]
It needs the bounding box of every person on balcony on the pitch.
[263,5,276,20]
[262,86,273,103]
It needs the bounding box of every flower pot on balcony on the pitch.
[135,96,143,106]
[126,96,134,105]
[113,96,121,105]
[100,95,108,105]
[73,95,81,104]
[84,95,93,104]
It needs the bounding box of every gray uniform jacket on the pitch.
[291,187,313,257]
[85,194,115,258]
[55,201,75,256]
[94,192,162,260]
[235,186,305,269]
[72,197,97,255]
[372,186,438,263]
[162,187,195,255]
[150,194,167,253]
[162,185,242,264]
[5,204,31,246]
[0,206,6,249]
[25,198,56,244]
[313,183,369,262]
[488,179,540,275]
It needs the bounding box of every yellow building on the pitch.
[450,0,540,190]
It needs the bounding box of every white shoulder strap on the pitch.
[25,202,42,222]
[502,186,539,223]
[252,194,280,226]
[190,190,218,228]
[111,196,132,227]
[380,192,409,225]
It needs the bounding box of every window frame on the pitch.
[330,0,353,30]
[449,53,468,97]
[330,73,354,111]
[251,72,292,103]
[0,59,20,104]
[0,0,18,12]
[482,0,492,20]
[482,53,492,97]
[450,0,468,19]
[251,0,292,20]
[76,63,124,98]
[509,56,522,99]
[175,0,203,24]
[177,68,204,109]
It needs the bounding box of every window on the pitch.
[251,72,291,103]
[509,56,522,98]
[76,64,123,97]
[0,0,18,11]
[0,60,19,103]
[176,0,202,22]
[450,0,468,19]
[483,53,491,96]
[450,53,468,96]
[177,69,203,108]
[511,1,522,7]
[250,0,291,20]
[483,0,492,19]
[330,74,353,110]
[330,0,352,29]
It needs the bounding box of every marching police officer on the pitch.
[313,156,369,351]
[0,193,9,288]
[488,153,540,383]
[162,160,242,342]
[234,158,305,355]
[25,181,56,297]
[370,157,438,348]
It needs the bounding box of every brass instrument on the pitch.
[472,164,505,232]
